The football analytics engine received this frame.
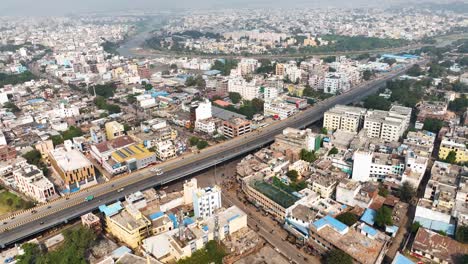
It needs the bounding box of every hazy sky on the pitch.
[0,0,447,16]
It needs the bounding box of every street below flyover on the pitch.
[0,60,425,248]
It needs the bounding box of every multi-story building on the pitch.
[411,228,468,264]
[153,140,176,161]
[271,128,321,160]
[222,117,251,138]
[323,105,367,133]
[49,147,96,190]
[263,100,298,120]
[363,105,412,142]
[90,126,106,144]
[143,206,247,262]
[99,202,152,249]
[403,130,436,158]
[193,186,222,219]
[13,164,56,203]
[438,136,468,163]
[414,161,463,235]
[352,151,405,183]
[227,77,259,100]
[308,216,389,264]
[105,121,125,141]
[81,212,102,234]
[324,73,350,94]
[35,140,54,163]
[195,100,212,121]
[194,118,217,134]
[0,145,16,162]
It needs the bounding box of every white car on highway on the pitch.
[151,167,164,175]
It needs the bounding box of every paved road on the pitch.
[0,62,421,248]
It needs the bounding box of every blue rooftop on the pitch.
[312,215,348,233]
[99,202,123,217]
[111,246,131,259]
[183,217,195,226]
[204,70,221,76]
[202,225,209,232]
[361,208,377,226]
[362,224,378,237]
[149,211,164,220]
[168,213,178,228]
[414,216,455,235]
[392,253,414,264]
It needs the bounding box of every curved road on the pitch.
[0,62,421,248]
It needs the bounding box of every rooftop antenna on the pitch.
[178,209,185,241]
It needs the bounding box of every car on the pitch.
[3,222,7,225]
[47,205,51,209]
[31,210,37,214]
[40,221,44,225]
[117,188,124,193]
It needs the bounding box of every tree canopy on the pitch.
[375,206,393,227]
[300,149,317,162]
[286,170,299,182]
[336,212,358,226]
[363,95,391,111]
[455,225,468,243]
[323,249,353,264]
[88,83,117,98]
[228,92,242,104]
[398,181,416,203]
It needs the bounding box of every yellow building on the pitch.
[100,202,152,249]
[35,140,54,164]
[275,63,285,76]
[49,147,96,190]
[105,121,125,140]
[110,143,157,171]
[438,136,468,163]
[304,38,317,47]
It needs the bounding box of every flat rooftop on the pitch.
[50,148,92,172]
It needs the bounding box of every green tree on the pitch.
[50,135,64,146]
[411,222,422,234]
[423,118,444,133]
[406,64,423,77]
[300,149,317,162]
[328,147,338,155]
[455,225,468,243]
[88,83,117,98]
[363,95,391,111]
[16,243,42,264]
[321,127,328,135]
[196,140,209,150]
[322,56,336,63]
[189,136,199,146]
[323,249,352,264]
[398,181,416,203]
[336,212,358,226]
[62,126,83,140]
[444,150,458,164]
[3,102,20,112]
[375,206,393,227]
[362,70,373,81]
[448,96,468,113]
[378,185,389,197]
[286,170,299,182]
[251,98,264,112]
[228,92,242,104]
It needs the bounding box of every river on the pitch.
[117,16,167,58]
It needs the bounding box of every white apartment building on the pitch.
[237,58,259,76]
[0,131,6,146]
[324,73,350,94]
[154,140,176,161]
[227,77,260,100]
[194,118,216,134]
[323,105,367,132]
[352,151,405,183]
[364,105,412,142]
[264,101,298,120]
[193,186,222,219]
[263,86,281,101]
[51,103,80,118]
[13,164,56,203]
[195,100,212,121]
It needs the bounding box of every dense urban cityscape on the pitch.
[0,1,467,264]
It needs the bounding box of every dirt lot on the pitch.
[234,245,289,264]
